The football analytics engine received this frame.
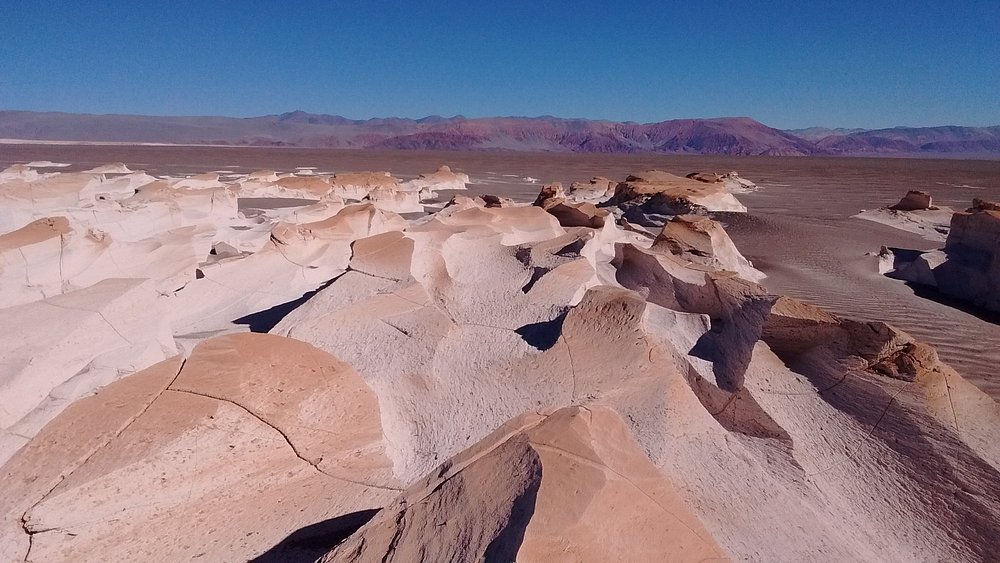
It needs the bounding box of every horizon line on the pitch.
[3,108,998,132]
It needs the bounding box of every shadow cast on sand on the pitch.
[905,282,1000,325]
[904,282,1000,325]
[882,246,1000,326]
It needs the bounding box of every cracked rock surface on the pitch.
[1,334,398,562]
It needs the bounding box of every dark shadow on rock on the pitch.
[233,277,338,333]
[884,246,927,265]
[906,282,1000,325]
[250,508,380,563]
[521,266,551,293]
[515,310,568,351]
[689,317,724,363]
[483,463,542,563]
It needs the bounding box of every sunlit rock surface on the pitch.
[0,162,997,562]
[881,198,1000,313]
[855,190,953,242]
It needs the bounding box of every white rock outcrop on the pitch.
[0,164,997,562]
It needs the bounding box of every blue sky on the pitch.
[1,1,997,128]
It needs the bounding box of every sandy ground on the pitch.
[3,145,998,398]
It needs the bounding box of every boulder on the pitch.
[934,203,1000,311]
[602,171,748,227]
[401,165,470,192]
[890,190,934,211]
[532,181,566,206]
[650,215,765,282]
[686,170,758,193]
[567,176,616,201]
[329,172,400,201]
[609,170,747,213]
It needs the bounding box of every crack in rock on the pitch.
[19,358,188,561]
[164,388,401,492]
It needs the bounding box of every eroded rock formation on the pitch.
[855,190,952,241]
[880,198,1000,313]
[0,163,997,562]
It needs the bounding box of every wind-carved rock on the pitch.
[0,163,998,562]
[880,198,1000,313]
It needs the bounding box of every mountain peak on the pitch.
[0,111,997,156]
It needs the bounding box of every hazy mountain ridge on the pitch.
[786,127,870,140]
[1,110,997,156]
[815,125,1000,154]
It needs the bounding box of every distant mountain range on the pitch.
[1,110,998,156]
[784,127,869,140]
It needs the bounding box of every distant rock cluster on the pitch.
[855,190,953,242]
[1,162,998,561]
[880,198,1000,312]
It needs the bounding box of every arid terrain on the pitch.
[3,111,999,156]
[1,145,998,561]
[3,144,998,394]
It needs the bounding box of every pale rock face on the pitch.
[0,216,212,306]
[246,169,280,182]
[401,165,470,192]
[1,164,45,182]
[566,176,616,202]
[238,175,333,199]
[651,214,766,282]
[329,171,401,201]
[878,199,1000,313]
[0,278,176,466]
[166,203,407,337]
[83,163,132,174]
[0,333,400,562]
[77,171,158,203]
[81,181,238,241]
[168,172,224,190]
[367,185,424,213]
[933,202,1000,311]
[0,172,98,232]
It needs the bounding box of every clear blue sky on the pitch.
[1,1,997,129]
